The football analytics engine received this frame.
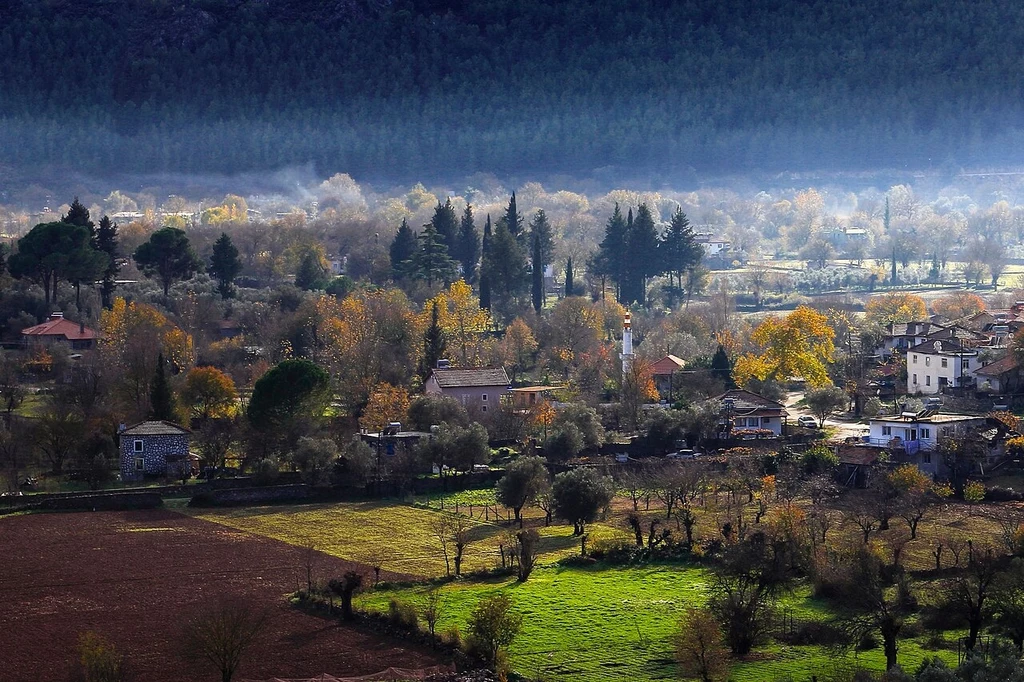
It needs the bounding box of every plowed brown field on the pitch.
[0,509,441,682]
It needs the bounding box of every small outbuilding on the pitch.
[119,420,193,482]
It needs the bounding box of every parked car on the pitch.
[666,450,698,460]
[797,416,818,428]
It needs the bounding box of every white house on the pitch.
[867,412,987,476]
[695,233,731,258]
[906,338,980,395]
[715,389,788,437]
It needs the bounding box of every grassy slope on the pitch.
[356,565,958,682]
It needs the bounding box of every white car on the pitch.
[797,416,818,428]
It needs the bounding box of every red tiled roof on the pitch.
[976,354,1019,377]
[651,355,686,375]
[22,315,99,341]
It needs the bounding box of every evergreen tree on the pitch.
[479,215,492,311]
[389,218,417,280]
[529,210,554,314]
[431,198,459,253]
[295,251,329,290]
[419,301,448,382]
[208,232,242,299]
[624,204,659,306]
[505,192,524,240]
[150,353,176,421]
[457,204,480,284]
[96,216,120,309]
[593,203,628,301]
[409,222,457,288]
[133,227,202,297]
[710,344,735,388]
[658,206,702,290]
[63,197,95,237]
[564,257,574,297]
[484,215,528,319]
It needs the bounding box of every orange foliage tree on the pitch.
[182,366,238,421]
[864,292,927,326]
[360,382,411,433]
[732,306,835,388]
[931,292,985,320]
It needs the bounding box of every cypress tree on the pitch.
[505,192,524,240]
[295,251,328,290]
[710,344,735,388]
[479,215,492,311]
[419,301,448,382]
[457,204,480,284]
[150,353,176,421]
[484,215,528,319]
[96,215,120,309]
[564,257,574,297]
[208,232,241,299]
[389,218,417,280]
[529,210,554,314]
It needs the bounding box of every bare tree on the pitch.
[432,513,476,577]
[299,535,320,594]
[182,598,269,682]
[422,588,444,637]
[942,544,1000,652]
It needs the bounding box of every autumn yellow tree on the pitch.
[619,356,659,430]
[421,280,492,367]
[360,382,411,432]
[732,305,835,388]
[182,366,238,421]
[100,297,195,416]
[931,292,985,321]
[547,297,605,378]
[496,317,538,384]
[864,292,927,326]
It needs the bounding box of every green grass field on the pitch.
[356,564,959,682]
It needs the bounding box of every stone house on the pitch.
[424,363,510,414]
[119,420,192,482]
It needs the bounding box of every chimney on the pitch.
[79,320,85,334]
[437,359,451,369]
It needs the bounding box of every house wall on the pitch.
[907,351,978,395]
[426,384,506,414]
[120,434,191,482]
[731,413,783,436]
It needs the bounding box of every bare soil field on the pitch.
[0,509,442,682]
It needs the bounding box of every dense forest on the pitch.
[2,0,1024,183]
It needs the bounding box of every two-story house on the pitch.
[119,420,193,481]
[906,338,980,395]
[867,412,986,476]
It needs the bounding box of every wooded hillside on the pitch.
[1,0,1022,180]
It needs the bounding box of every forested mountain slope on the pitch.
[1,0,1023,181]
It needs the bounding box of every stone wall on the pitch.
[120,434,190,482]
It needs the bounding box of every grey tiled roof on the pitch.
[120,420,191,436]
[431,367,510,388]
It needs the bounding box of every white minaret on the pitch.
[620,310,634,374]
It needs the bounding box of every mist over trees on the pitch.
[1,0,1024,182]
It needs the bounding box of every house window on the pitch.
[912,355,918,364]
[882,426,892,436]
[913,373,918,384]
[941,358,948,368]
[481,405,487,412]
[921,428,931,439]
[923,452,932,464]
[926,375,931,386]
[925,356,931,367]
[133,439,144,453]
[134,457,144,471]
[762,417,772,425]
[962,358,970,371]
[482,394,488,401]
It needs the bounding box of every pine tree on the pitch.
[409,222,457,288]
[710,344,735,388]
[389,218,417,280]
[658,206,702,291]
[295,251,328,290]
[564,257,574,297]
[593,203,627,301]
[63,197,95,237]
[208,232,242,299]
[419,301,448,382]
[479,215,492,311]
[484,216,528,319]
[457,204,480,284]
[96,215,120,309]
[150,352,176,421]
[431,198,459,253]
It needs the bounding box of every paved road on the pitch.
[784,391,869,440]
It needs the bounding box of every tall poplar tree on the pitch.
[150,353,175,421]
[564,257,575,297]
[457,204,480,284]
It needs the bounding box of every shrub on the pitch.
[466,594,523,665]
[779,621,850,647]
[441,625,462,649]
[857,632,878,650]
[387,599,419,630]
